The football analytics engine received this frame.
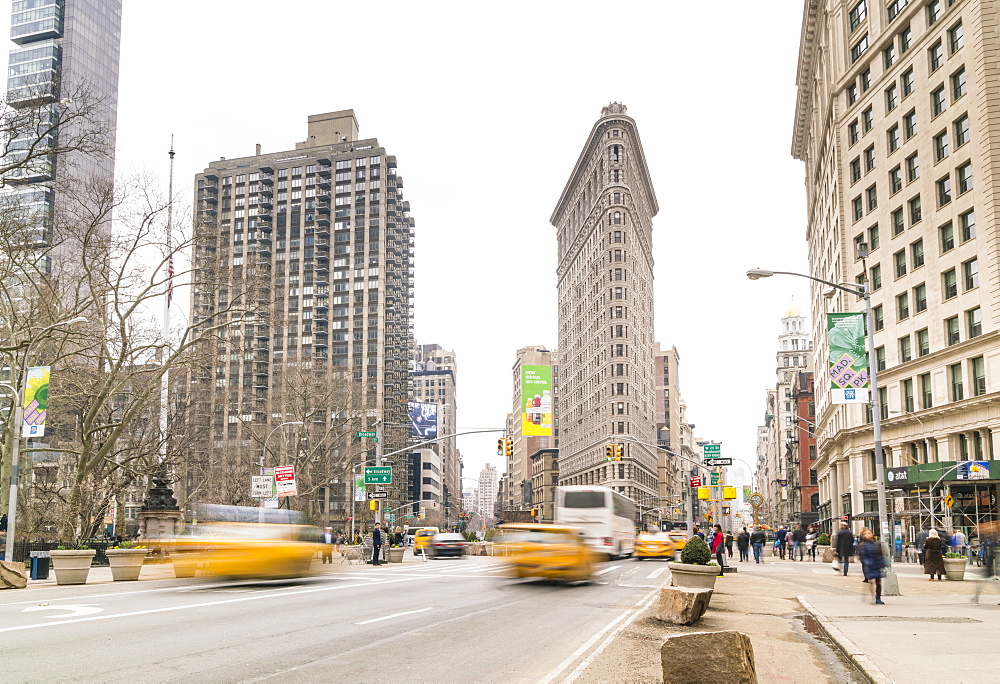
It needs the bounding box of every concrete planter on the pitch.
[943,557,967,581]
[668,562,720,590]
[387,547,405,563]
[484,542,495,556]
[172,551,199,578]
[50,549,96,585]
[106,548,147,581]
[818,546,834,563]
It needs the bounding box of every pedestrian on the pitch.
[692,525,705,541]
[858,528,887,605]
[394,527,404,546]
[792,524,806,561]
[835,522,854,576]
[923,529,945,580]
[711,524,725,576]
[371,522,384,566]
[725,530,734,559]
[776,526,788,560]
[916,526,930,565]
[805,525,818,561]
[737,527,750,562]
[750,526,766,564]
[951,528,967,554]
[972,538,997,605]
[321,526,335,564]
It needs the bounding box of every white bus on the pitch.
[554,485,637,559]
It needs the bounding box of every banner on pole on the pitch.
[22,366,50,437]
[827,313,870,404]
[354,474,367,501]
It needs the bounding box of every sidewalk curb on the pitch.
[797,596,894,684]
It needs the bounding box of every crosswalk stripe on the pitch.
[646,568,667,579]
[595,565,621,576]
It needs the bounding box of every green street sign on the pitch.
[710,472,720,486]
[364,466,392,484]
[357,431,377,438]
[703,444,721,459]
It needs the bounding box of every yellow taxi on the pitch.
[666,530,688,551]
[413,527,440,555]
[498,523,595,583]
[635,531,675,560]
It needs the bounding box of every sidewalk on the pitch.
[19,549,427,590]
[801,579,1000,684]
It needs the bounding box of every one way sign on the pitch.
[367,491,388,499]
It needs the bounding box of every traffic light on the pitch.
[530,508,539,518]
[605,444,614,461]
[369,500,377,510]
[505,439,513,457]
[614,443,624,461]
[497,438,505,456]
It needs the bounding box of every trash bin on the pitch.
[29,550,50,580]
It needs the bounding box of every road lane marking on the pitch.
[646,568,667,579]
[0,576,428,634]
[594,565,621,576]
[538,587,657,684]
[355,607,432,625]
[21,604,102,618]
[562,589,659,683]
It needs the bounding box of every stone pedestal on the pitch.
[660,630,757,684]
[655,586,713,625]
[138,473,184,554]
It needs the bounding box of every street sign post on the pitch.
[250,475,274,498]
[367,491,388,499]
[356,431,377,438]
[703,444,721,459]
[710,472,720,486]
[705,458,734,466]
[364,466,392,484]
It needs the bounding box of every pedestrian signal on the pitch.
[369,500,377,510]
[723,486,737,500]
[697,487,710,500]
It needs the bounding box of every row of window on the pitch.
[874,303,981,369]
[854,209,973,266]
[849,0,958,61]
[888,355,986,416]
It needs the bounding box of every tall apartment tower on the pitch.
[411,343,459,521]
[551,103,659,504]
[653,343,683,519]
[4,0,122,269]
[793,0,1000,535]
[503,346,558,511]
[477,463,498,523]
[188,111,414,520]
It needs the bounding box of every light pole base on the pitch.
[882,570,901,596]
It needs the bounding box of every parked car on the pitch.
[498,523,595,583]
[635,531,675,560]
[427,532,466,559]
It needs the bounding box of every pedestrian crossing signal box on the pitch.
[369,500,378,510]
[697,487,710,500]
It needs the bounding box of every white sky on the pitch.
[4,1,813,493]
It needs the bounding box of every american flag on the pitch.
[167,253,174,308]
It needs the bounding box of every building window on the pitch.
[952,68,967,100]
[874,304,884,331]
[963,257,978,290]
[863,107,874,132]
[911,239,924,269]
[940,221,955,252]
[927,0,942,26]
[887,0,907,22]
[937,175,951,207]
[861,68,872,92]
[929,41,944,72]
[917,328,930,357]
[932,86,947,117]
[914,282,927,312]
[960,210,975,241]
[921,372,933,408]
[867,184,878,211]
[901,68,915,97]
[943,268,958,299]
[853,196,864,222]
[851,158,862,183]
[870,263,882,290]
[966,307,982,338]
[887,125,900,152]
[876,346,886,371]
[849,120,860,144]
[954,114,970,147]
[904,110,917,139]
[899,335,912,363]
[869,224,880,250]
[850,0,867,31]
[903,378,915,412]
[946,315,960,345]
[897,292,909,320]
[957,162,973,194]
[899,24,912,52]
[906,153,919,182]
[894,249,907,277]
[971,356,986,396]
[950,362,964,401]
[892,208,905,235]
[865,146,876,171]
[884,43,896,70]
[949,22,964,53]
[934,131,949,162]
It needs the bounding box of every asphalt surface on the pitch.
[1,553,663,682]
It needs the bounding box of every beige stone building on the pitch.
[503,346,558,512]
[793,0,1000,537]
[411,343,460,522]
[550,103,659,505]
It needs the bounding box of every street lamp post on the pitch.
[747,268,899,595]
[2,316,87,561]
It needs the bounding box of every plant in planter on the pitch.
[387,544,405,563]
[50,544,97,586]
[943,552,968,581]
[106,543,148,581]
[669,535,719,590]
[817,533,834,563]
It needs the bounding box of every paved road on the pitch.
[2,554,667,682]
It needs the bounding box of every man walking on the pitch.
[835,522,855,576]
[792,524,806,561]
[737,527,750,562]
[321,527,335,564]
[750,527,766,564]
[775,526,788,559]
[371,522,384,566]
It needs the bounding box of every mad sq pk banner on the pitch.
[827,313,870,404]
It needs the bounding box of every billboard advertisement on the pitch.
[408,401,438,440]
[827,313,870,404]
[22,366,50,437]
[521,365,552,436]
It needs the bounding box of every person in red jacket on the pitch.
[711,524,725,577]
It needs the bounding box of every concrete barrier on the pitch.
[660,630,757,684]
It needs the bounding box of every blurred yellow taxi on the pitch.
[635,531,675,560]
[666,530,688,551]
[498,523,594,583]
[413,527,440,555]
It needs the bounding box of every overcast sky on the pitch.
[4,1,812,493]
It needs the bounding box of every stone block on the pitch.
[661,630,757,684]
[0,560,28,590]
[655,586,713,625]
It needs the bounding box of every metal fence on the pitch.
[11,540,116,566]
